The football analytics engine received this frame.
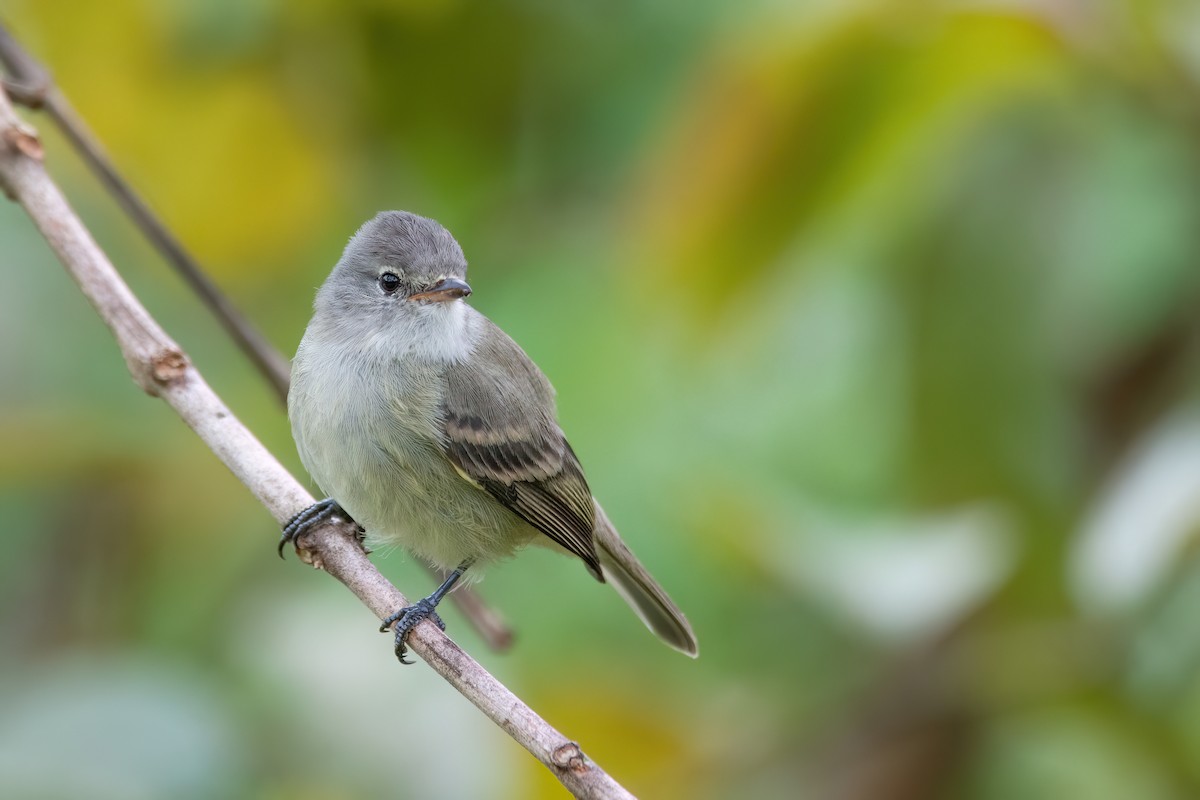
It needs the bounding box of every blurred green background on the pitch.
[5,0,1200,797]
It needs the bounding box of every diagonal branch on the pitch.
[0,85,632,800]
[0,20,513,653]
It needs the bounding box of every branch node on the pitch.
[300,545,324,570]
[1,118,41,161]
[0,24,53,108]
[1,77,49,110]
[150,347,189,388]
[551,742,588,773]
[289,518,364,571]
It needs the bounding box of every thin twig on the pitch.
[0,85,630,800]
[0,20,513,652]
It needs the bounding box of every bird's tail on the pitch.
[592,502,698,657]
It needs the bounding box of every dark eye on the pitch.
[379,272,402,294]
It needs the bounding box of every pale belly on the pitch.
[289,341,536,571]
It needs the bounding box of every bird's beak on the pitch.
[409,277,472,303]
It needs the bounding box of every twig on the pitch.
[0,85,631,800]
[0,20,513,653]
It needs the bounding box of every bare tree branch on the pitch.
[0,20,513,653]
[0,84,631,800]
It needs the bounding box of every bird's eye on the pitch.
[379,272,402,294]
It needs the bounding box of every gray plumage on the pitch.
[288,211,698,656]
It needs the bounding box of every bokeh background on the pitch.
[4,1,1200,797]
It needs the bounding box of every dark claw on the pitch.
[278,498,351,558]
[380,598,446,664]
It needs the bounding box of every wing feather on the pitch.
[440,318,602,578]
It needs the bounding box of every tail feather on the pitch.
[592,503,698,657]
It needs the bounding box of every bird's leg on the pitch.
[380,559,474,664]
[277,498,361,558]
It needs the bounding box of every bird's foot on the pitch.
[278,498,360,558]
[380,598,447,665]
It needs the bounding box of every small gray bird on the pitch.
[282,211,698,662]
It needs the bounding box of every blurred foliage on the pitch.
[5,0,1200,798]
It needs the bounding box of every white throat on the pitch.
[364,299,474,365]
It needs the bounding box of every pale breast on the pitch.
[288,325,536,570]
